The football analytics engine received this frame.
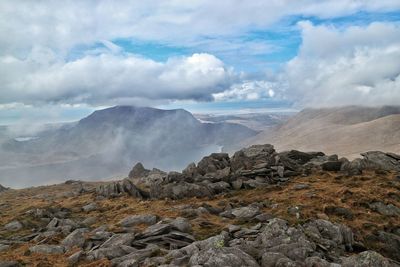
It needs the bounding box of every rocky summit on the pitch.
[0,144,400,266]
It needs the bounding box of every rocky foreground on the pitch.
[0,144,399,266]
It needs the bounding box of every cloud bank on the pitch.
[0,1,399,117]
[0,52,234,105]
[283,21,400,107]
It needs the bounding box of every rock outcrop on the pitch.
[1,144,400,266]
[97,144,400,201]
[0,184,8,193]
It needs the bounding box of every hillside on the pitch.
[0,144,399,266]
[246,106,400,158]
[0,106,256,188]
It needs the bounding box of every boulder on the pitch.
[189,247,260,267]
[29,245,65,254]
[119,214,158,227]
[369,202,400,216]
[61,228,88,249]
[128,162,149,179]
[100,233,136,248]
[231,205,261,221]
[96,179,147,199]
[170,217,192,233]
[0,184,9,193]
[231,144,276,171]
[321,161,343,171]
[197,153,230,175]
[342,251,393,267]
[373,231,400,262]
[111,245,160,266]
[4,221,23,231]
[82,202,98,212]
[182,162,199,180]
[207,181,231,194]
[342,158,365,175]
[68,250,85,266]
[87,245,136,260]
[149,182,212,199]
[361,151,400,171]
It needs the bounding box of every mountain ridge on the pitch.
[245,105,400,158]
[0,106,257,188]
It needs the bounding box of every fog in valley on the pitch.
[0,106,284,188]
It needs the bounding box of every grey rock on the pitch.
[150,182,212,199]
[29,244,65,254]
[68,250,84,266]
[369,202,400,216]
[258,218,315,262]
[61,228,88,249]
[111,245,160,266]
[189,247,260,267]
[47,217,79,230]
[196,153,230,175]
[141,223,171,237]
[170,217,192,233]
[277,166,285,178]
[304,256,332,267]
[342,158,364,175]
[321,161,343,171]
[82,202,98,212]
[304,219,354,253]
[128,162,149,179]
[255,213,274,222]
[121,178,147,198]
[119,214,158,227]
[4,221,22,231]
[361,151,400,171]
[87,245,136,260]
[231,179,243,190]
[342,251,393,267]
[231,144,276,171]
[101,233,136,248]
[96,179,146,199]
[182,162,198,180]
[293,183,310,190]
[374,231,400,262]
[227,224,241,233]
[0,184,9,193]
[231,205,260,221]
[207,181,231,194]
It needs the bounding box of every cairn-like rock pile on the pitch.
[97,144,400,200]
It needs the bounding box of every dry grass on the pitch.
[0,171,399,265]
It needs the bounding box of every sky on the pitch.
[0,1,400,125]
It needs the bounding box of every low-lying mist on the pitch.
[0,106,256,188]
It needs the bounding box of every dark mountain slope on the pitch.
[0,106,256,187]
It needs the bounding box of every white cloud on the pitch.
[0,52,235,105]
[1,1,399,55]
[213,80,276,101]
[282,21,400,106]
[0,1,400,112]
